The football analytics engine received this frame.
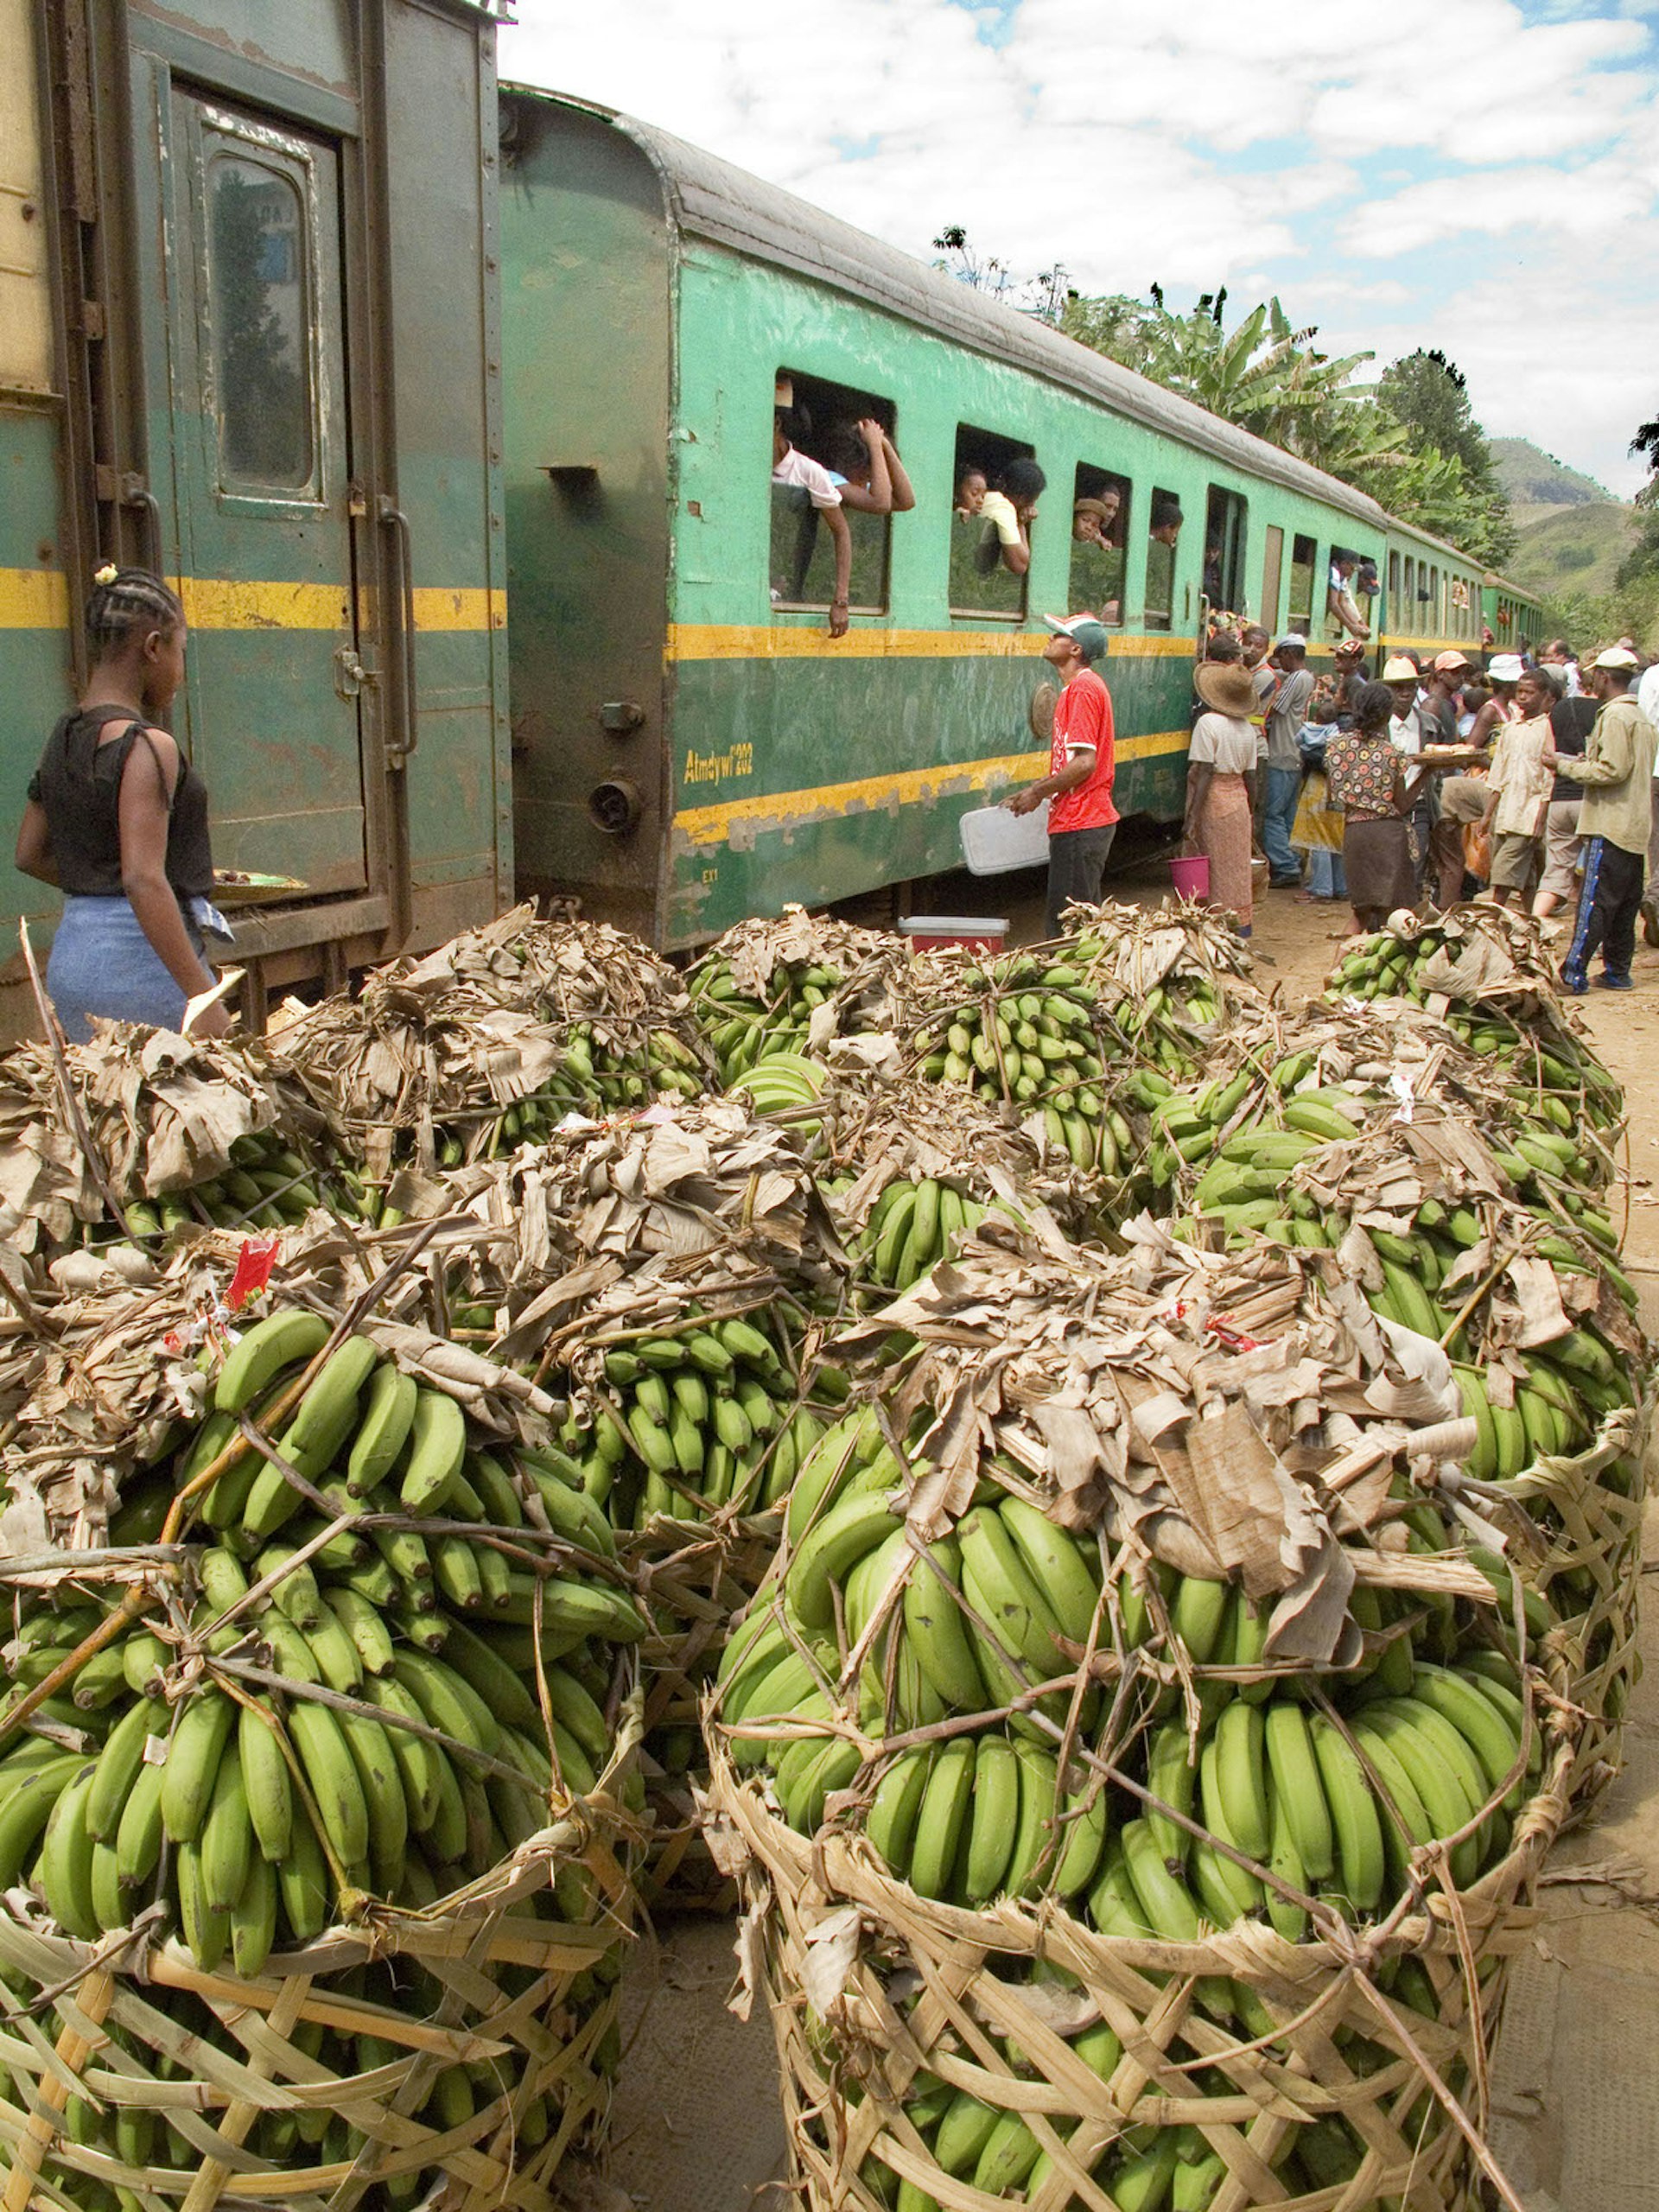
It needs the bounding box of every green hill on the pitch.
[1491,436,1612,511]
[1506,501,1637,600]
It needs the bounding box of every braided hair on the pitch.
[85,568,184,656]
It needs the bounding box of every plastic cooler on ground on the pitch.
[896,917,1009,954]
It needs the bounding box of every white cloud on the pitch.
[498,0,1659,493]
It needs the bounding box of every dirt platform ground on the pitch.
[607,863,1659,2212]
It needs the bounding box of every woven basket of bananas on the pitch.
[697,1359,1582,2210]
[703,1718,1568,2212]
[0,1302,654,2209]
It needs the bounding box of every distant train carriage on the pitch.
[498,89,1399,951]
[0,0,508,1039]
[1375,525,1489,665]
[1483,575,1547,658]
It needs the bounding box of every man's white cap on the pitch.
[1593,645,1640,671]
[1276,632,1307,650]
[1487,654,1525,682]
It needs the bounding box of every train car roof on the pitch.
[504,85,1395,537]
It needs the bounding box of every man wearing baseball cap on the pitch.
[1548,647,1657,992]
[1007,614,1117,935]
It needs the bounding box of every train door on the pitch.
[1259,526,1284,636]
[146,90,368,896]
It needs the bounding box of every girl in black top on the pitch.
[15,567,231,1042]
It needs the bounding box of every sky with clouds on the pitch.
[499,0,1659,497]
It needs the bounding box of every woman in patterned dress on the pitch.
[1324,680,1413,934]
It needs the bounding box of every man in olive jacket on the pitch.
[1550,646,1658,992]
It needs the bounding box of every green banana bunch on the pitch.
[905,955,1136,1176]
[572,1306,830,1529]
[687,946,878,1084]
[723,1052,830,1115]
[73,1123,365,1255]
[853,1176,995,1292]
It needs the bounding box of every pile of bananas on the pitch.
[76,1123,336,1245]
[564,1307,831,1528]
[905,956,1134,1177]
[714,1412,1541,1969]
[467,1021,709,1157]
[2,1308,647,1983]
[1326,923,1624,1136]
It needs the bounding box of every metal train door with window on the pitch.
[147,91,367,895]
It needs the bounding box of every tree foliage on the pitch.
[1052,280,1516,567]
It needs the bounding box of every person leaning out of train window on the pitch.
[14,566,232,1044]
[1071,492,1119,550]
[1148,494,1183,550]
[823,418,916,515]
[1183,659,1261,937]
[1004,614,1117,937]
[954,466,988,522]
[772,407,852,636]
[976,457,1046,577]
[1326,550,1370,642]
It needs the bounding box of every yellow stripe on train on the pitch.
[0,568,503,632]
[666,623,1200,662]
[671,730,1188,846]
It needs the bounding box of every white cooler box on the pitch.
[958,799,1050,874]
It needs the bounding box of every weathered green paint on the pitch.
[0,0,507,1028]
[498,92,1389,948]
[0,414,69,938]
[665,647,1191,939]
[499,99,672,942]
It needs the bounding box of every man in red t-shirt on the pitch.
[1006,613,1117,935]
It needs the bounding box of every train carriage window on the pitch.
[1287,534,1317,636]
[950,423,1039,619]
[207,155,315,491]
[1388,551,1401,623]
[770,368,895,616]
[1068,463,1130,626]
[1203,486,1249,615]
[1144,487,1184,632]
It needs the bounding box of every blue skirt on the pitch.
[46,894,199,1043]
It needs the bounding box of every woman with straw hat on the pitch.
[1183,660,1260,935]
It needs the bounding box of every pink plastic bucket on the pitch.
[1169,854,1211,901]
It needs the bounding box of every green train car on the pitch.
[0,0,508,1038]
[499,89,1413,950]
[1482,575,1547,658]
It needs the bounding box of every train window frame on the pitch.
[1203,486,1249,617]
[1067,461,1130,627]
[1287,532,1318,636]
[770,368,897,620]
[194,105,329,512]
[1144,486,1185,632]
[948,423,1039,622]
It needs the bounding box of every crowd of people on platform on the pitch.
[1185,626,1659,994]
